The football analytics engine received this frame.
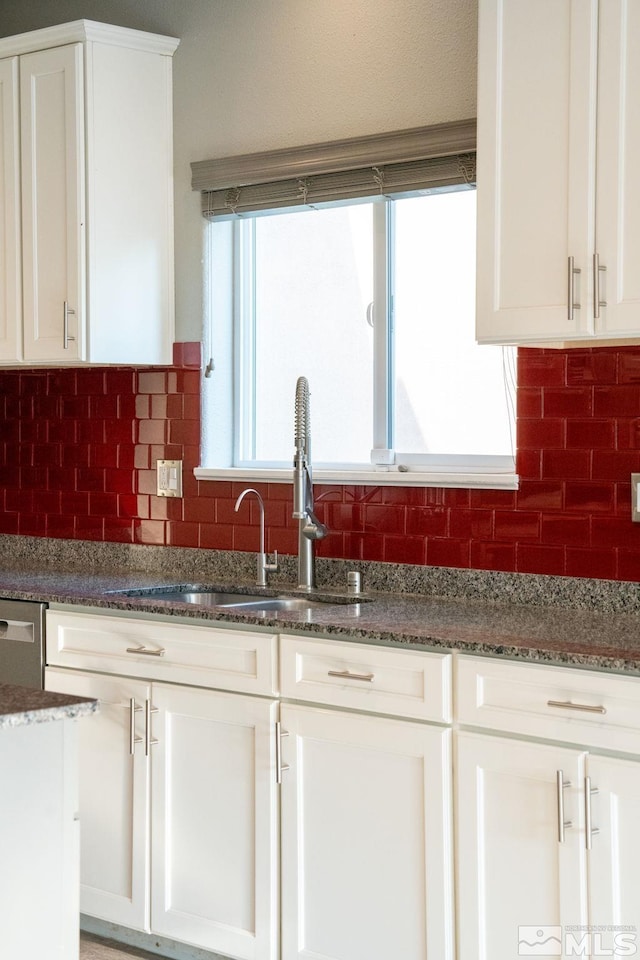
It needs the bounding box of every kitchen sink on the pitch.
[113,586,366,613]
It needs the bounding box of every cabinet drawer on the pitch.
[280,635,452,722]
[46,610,277,696]
[457,655,640,754]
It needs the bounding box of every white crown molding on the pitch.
[0,20,179,58]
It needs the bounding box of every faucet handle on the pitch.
[264,549,278,573]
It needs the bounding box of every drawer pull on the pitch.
[145,700,159,756]
[328,669,374,683]
[126,644,165,658]
[275,721,290,784]
[585,776,600,850]
[556,770,573,843]
[129,698,143,756]
[547,699,606,715]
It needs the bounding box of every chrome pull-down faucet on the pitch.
[293,377,328,590]
[234,488,278,587]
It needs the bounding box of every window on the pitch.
[194,124,517,489]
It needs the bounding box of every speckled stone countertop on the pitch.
[0,682,97,729]
[0,535,640,674]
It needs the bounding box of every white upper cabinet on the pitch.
[0,58,20,361]
[0,20,178,365]
[476,0,640,346]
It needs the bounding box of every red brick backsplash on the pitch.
[2,344,640,580]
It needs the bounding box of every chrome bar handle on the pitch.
[327,669,375,683]
[585,776,600,850]
[275,721,290,784]
[568,257,581,322]
[129,698,143,756]
[63,301,76,349]
[145,699,159,756]
[126,644,165,657]
[593,254,607,320]
[556,770,573,843]
[548,699,606,715]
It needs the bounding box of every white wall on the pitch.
[0,0,478,341]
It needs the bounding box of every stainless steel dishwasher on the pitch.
[0,599,47,689]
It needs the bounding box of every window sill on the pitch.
[194,466,519,490]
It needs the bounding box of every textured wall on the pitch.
[0,0,478,342]
[2,346,640,582]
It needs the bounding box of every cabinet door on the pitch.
[595,0,640,337]
[280,704,454,960]
[20,43,84,362]
[0,57,20,361]
[587,755,640,947]
[456,732,588,960]
[150,683,279,960]
[476,0,597,343]
[45,667,150,932]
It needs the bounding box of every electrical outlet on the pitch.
[632,474,640,522]
[157,459,183,498]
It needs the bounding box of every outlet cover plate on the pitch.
[157,460,183,498]
[632,474,640,522]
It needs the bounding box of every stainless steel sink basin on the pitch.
[149,591,330,612]
[114,586,364,613]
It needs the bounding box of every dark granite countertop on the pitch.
[0,555,640,674]
[0,682,97,729]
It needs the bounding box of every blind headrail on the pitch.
[191,118,476,193]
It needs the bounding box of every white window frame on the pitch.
[196,193,517,490]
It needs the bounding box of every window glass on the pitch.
[393,191,513,457]
[253,205,374,463]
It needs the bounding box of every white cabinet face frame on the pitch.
[0,57,20,361]
[279,703,454,960]
[455,731,589,960]
[586,754,640,945]
[45,667,151,933]
[20,42,85,362]
[150,682,280,960]
[476,0,598,345]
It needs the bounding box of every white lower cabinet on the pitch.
[456,732,588,959]
[45,667,150,931]
[45,661,279,960]
[279,703,454,960]
[150,682,279,960]
[456,655,640,960]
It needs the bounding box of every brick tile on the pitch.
[592,450,640,481]
[517,387,542,419]
[518,418,565,450]
[564,481,615,513]
[427,538,470,568]
[469,540,515,572]
[137,371,167,394]
[384,536,426,565]
[517,544,565,575]
[566,420,615,449]
[543,387,593,418]
[494,511,540,540]
[593,385,640,418]
[591,517,640,549]
[518,352,566,387]
[406,506,448,537]
[449,509,493,539]
[566,547,617,580]
[516,449,542,480]
[566,351,617,385]
[199,522,234,550]
[516,481,563,512]
[541,514,590,547]
[542,449,590,480]
[133,519,167,545]
[617,350,640,383]
[362,504,406,535]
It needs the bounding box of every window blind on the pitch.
[192,119,476,221]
